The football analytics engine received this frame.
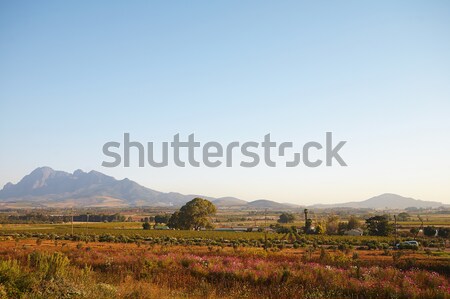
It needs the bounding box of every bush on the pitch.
[337,243,348,252]
[142,222,151,230]
[28,252,70,280]
[437,227,450,238]
[423,226,437,237]
[0,260,33,298]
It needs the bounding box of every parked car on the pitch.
[396,240,419,250]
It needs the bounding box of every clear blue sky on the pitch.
[1,1,449,204]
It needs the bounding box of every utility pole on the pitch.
[86,213,89,235]
[304,209,309,233]
[264,209,268,252]
[394,214,397,245]
[71,207,74,236]
[264,209,267,228]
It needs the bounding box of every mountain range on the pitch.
[309,193,445,209]
[0,167,196,208]
[0,167,446,210]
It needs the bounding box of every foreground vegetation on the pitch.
[0,239,448,299]
[0,203,448,298]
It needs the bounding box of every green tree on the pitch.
[315,223,325,234]
[168,198,217,230]
[142,222,151,230]
[397,212,410,221]
[366,215,392,236]
[437,227,450,238]
[303,209,313,234]
[154,214,170,224]
[168,211,181,228]
[423,226,437,237]
[347,216,360,230]
[278,213,295,224]
[326,215,340,235]
[337,222,348,235]
[304,219,313,234]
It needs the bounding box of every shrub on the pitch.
[28,252,70,280]
[437,227,450,238]
[142,222,151,230]
[0,260,33,298]
[423,226,437,237]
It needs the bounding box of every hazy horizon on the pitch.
[1,1,450,205]
[0,165,447,206]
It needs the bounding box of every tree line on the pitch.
[0,213,127,224]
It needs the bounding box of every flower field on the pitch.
[0,238,448,298]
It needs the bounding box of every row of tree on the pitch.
[277,212,361,235]
[140,214,171,225]
[0,213,127,224]
[73,214,126,222]
[142,199,449,239]
[423,226,450,238]
[277,212,448,237]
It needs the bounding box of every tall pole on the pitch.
[264,209,268,252]
[71,207,74,236]
[394,214,397,245]
[304,209,308,233]
[264,209,267,228]
[86,213,89,235]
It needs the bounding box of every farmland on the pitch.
[0,208,449,298]
[0,237,449,299]
[0,222,446,250]
[0,219,449,298]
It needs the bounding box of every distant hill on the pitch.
[212,197,247,207]
[0,167,303,210]
[247,199,290,210]
[309,193,445,209]
[213,198,301,210]
[0,167,196,208]
[0,168,446,210]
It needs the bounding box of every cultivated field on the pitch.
[0,220,449,298]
